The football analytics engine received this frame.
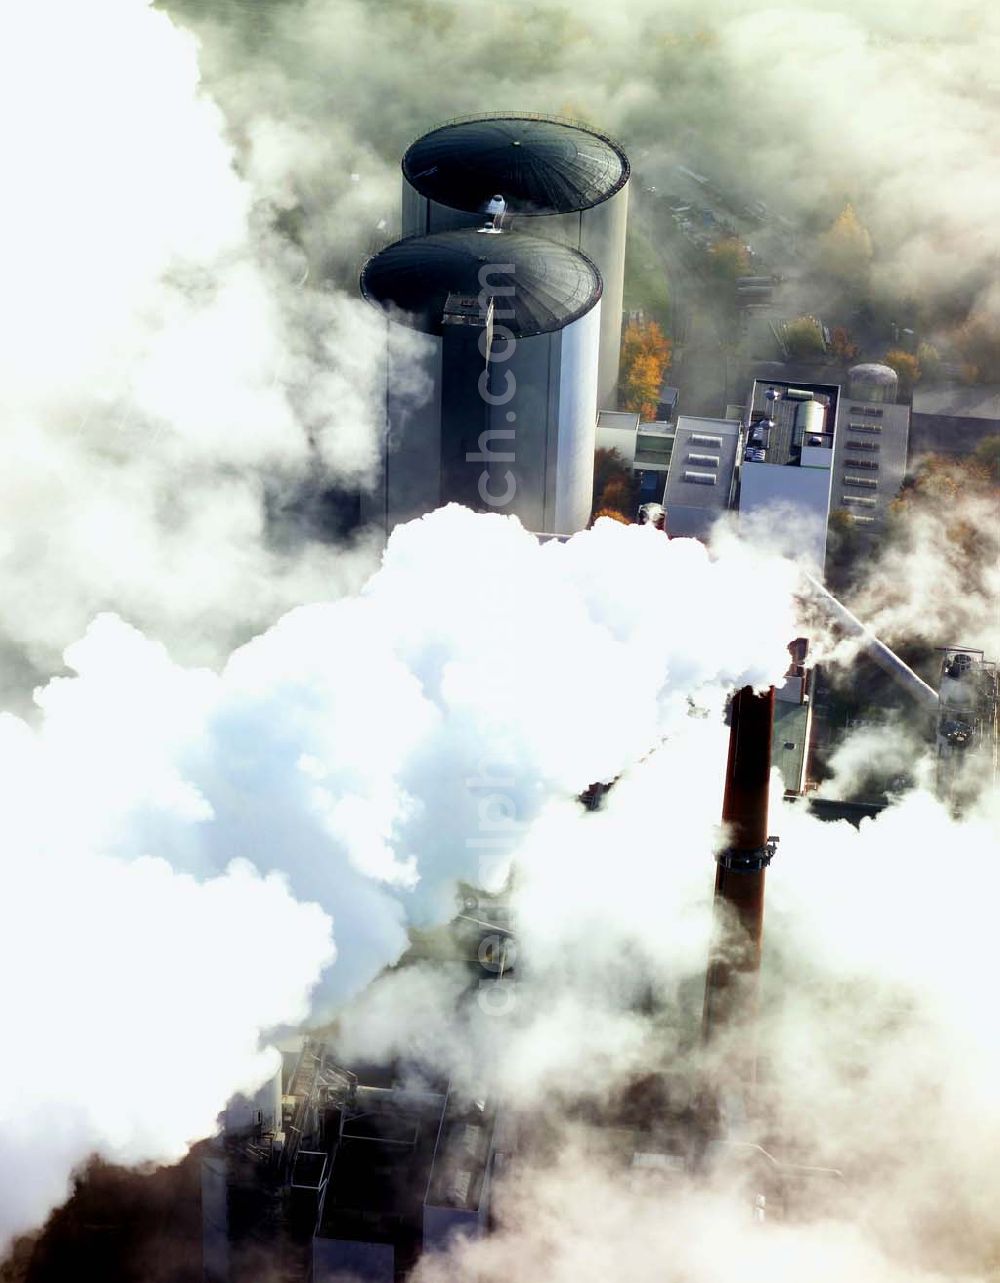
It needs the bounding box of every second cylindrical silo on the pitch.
[361,227,603,537]
[401,114,629,409]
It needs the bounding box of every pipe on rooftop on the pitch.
[801,573,938,711]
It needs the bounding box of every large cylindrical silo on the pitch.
[401,114,629,409]
[360,228,602,537]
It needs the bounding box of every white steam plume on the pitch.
[5,0,998,1271]
[18,508,800,1003]
[1,507,802,1250]
[339,687,1000,1278]
[0,699,333,1248]
[844,486,1000,659]
[350,773,1000,1281]
[412,1141,960,1283]
[178,0,1000,320]
[0,0,386,686]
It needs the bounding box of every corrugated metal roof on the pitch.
[403,115,629,215]
[361,230,602,338]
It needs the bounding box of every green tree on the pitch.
[707,236,751,281]
[783,315,826,358]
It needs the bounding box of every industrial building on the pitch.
[203,892,514,1283]
[740,370,909,566]
[829,390,910,538]
[604,367,911,580]
[772,638,814,796]
[595,409,676,507]
[204,1044,498,1283]
[935,647,999,796]
[401,114,629,408]
[361,227,602,537]
[605,382,840,568]
[200,667,842,1283]
[736,379,839,571]
[910,384,1000,457]
[661,416,741,540]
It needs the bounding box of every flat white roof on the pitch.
[596,410,641,430]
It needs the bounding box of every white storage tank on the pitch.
[848,362,899,404]
[361,228,603,537]
[401,114,629,409]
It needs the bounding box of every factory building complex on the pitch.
[360,112,924,583]
[195,114,996,1283]
[204,1040,499,1283]
[598,363,913,578]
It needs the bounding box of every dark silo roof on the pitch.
[402,114,629,216]
[361,230,603,338]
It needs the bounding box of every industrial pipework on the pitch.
[801,573,938,711]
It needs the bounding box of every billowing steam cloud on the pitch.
[12,509,800,1004]
[411,1143,963,1283]
[5,0,999,1273]
[0,746,333,1248]
[344,737,1000,1281]
[0,508,801,1253]
[844,484,1000,658]
[0,0,387,692]
[176,0,1000,316]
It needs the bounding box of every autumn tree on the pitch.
[783,315,826,358]
[889,452,996,564]
[883,348,921,394]
[840,451,999,661]
[829,325,860,364]
[592,447,638,522]
[818,203,873,289]
[620,320,672,421]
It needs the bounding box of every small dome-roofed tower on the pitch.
[848,362,900,405]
